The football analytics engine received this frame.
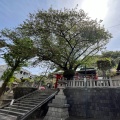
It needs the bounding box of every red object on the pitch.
[55,74,63,88]
[39,86,45,90]
[94,75,98,80]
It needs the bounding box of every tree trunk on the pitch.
[0,68,16,97]
[0,81,8,97]
[63,69,75,80]
[102,70,105,79]
[102,70,107,79]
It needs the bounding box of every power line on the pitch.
[107,23,120,29]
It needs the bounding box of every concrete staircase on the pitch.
[0,89,57,120]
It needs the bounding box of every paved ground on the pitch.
[67,116,99,120]
[67,116,120,120]
[35,116,120,120]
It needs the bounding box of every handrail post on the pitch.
[84,77,87,88]
[90,79,92,87]
[73,80,75,87]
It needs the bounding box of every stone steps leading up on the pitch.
[4,107,29,113]
[10,105,32,110]
[23,97,46,100]
[13,103,36,107]
[16,101,40,105]
[0,113,17,120]
[20,99,44,103]
[25,95,49,98]
[0,89,57,120]
[0,109,25,116]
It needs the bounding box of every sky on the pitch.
[0,0,120,75]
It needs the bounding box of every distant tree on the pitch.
[19,7,112,79]
[116,61,120,75]
[0,29,37,97]
[80,55,101,68]
[117,61,120,71]
[102,51,120,64]
[96,58,115,79]
[0,40,6,48]
[0,39,6,57]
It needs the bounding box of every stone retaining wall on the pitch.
[64,88,120,119]
[13,87,37,99]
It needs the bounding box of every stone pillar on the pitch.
[44,80,69,120]
[109,78,113,87]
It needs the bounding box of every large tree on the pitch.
[19,8,112,79]
[0,29,37,96]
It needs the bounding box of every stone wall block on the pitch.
[64,88,120,119]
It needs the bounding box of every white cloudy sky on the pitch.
[0,0,120,75]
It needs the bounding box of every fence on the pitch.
[17,79,120,88]
[66,79,120,88]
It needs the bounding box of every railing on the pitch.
[17,79,120,88]
[0,89,58,120]
[66,79,120,88]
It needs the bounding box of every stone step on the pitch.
[23,98,46,101]
[21,97,47,101]
[4,107,29,113]
[0,113,17,120]
[27,95,48,98]
[0,109,25,116]
[20,99,44,104]
[0,90,56,119]
[17,101,39,105]
[39,94,48,96]
[27,93,48,96]
[13,103,36,107]
[10,105,32,110]
[28,95,48,98]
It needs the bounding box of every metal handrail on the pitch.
[18,90,58,120]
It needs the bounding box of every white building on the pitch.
[0,65,35,80]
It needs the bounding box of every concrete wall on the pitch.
[64,88,120,119]
[13,87,37,99]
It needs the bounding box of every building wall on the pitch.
[64,88,120,119]
[0,65,33,80]
[0,65,35,87]
[14,69,31,79]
